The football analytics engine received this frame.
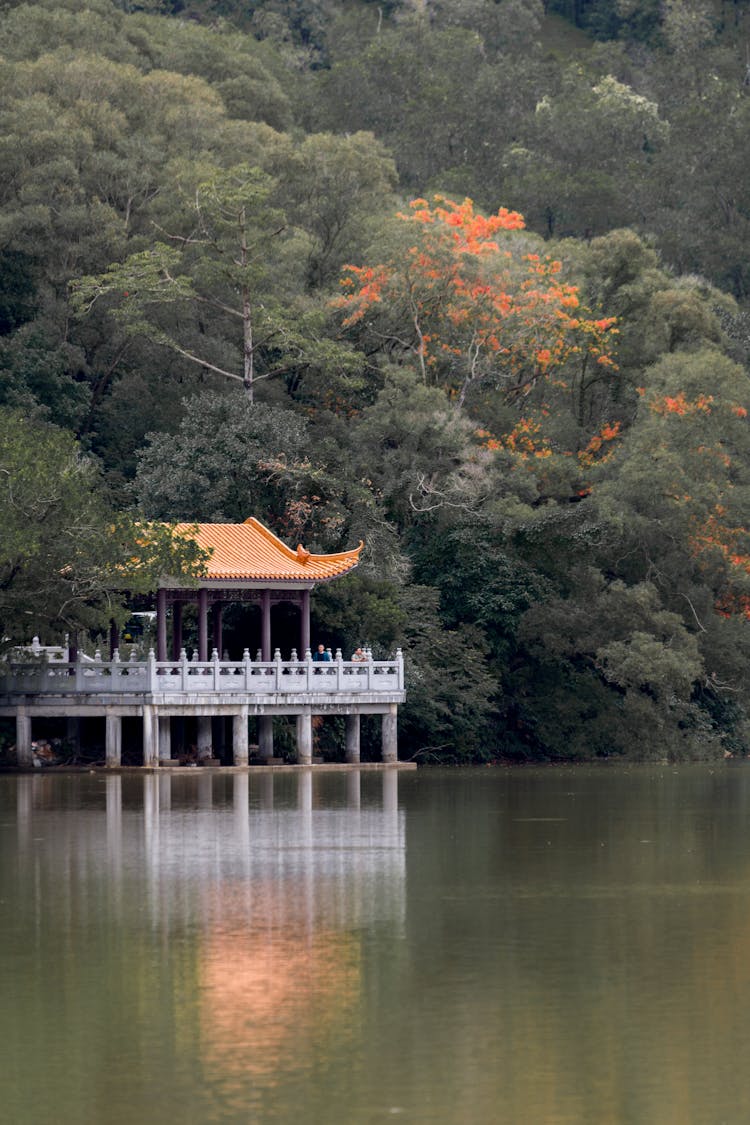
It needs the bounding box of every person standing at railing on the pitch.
[313,644,331,663]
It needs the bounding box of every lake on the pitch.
[2,764,750,1124]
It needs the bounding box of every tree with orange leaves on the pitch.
[333,196,617,410]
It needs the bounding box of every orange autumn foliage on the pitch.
[650,392,715,416]
[691,510,750,620]
[578,422,622,468]
[334,196,617,408]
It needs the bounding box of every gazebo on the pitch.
[152,516,363,663]
[1,518,406,768]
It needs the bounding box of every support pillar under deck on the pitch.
[16,709,32,768]
[296,711,312,765]
[105,711,122,768]
[381,705,398,763]
[233,706,249,766]
[142,704,158,766]
[158,715,171,763]
[345,713,361,764]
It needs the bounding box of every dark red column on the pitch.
[261,590,271,661]
[172,602,183,659]
[156,588,167,661]
[300,589,310,655]
[212,603,223,656]
[198,588,209,661]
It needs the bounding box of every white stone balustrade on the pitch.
[1,650,405,698]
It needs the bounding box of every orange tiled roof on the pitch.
[172,518,362,583]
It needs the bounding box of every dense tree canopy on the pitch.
[2,0,750,760]
[0,409,206,649]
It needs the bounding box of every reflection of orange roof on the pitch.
[171,517,362,583]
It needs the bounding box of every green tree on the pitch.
[72,163,356,403]
[134,388,343,537]
[0,409,205,648]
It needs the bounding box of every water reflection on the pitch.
[5,771,405,1121]
[9,766,750,1123]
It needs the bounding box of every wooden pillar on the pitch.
[381,705,398,763]
[258,715,274,759]
[142,705,158,766]
[345,713,361,763]
[198,588,209,661]
[300,589,310,656]
[156,588,167,662]
[296,711,313,764]
[212,603,223,656]
[172,601,183,660]
[105,711,122,767]
[109,620,119,659]
[16,708,32,768]
[233,706,249,766]
[261,590,271,661]
[158,715,171,763]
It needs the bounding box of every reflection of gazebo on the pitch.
[154,517,363,662]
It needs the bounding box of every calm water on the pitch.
[2,765,750,1124]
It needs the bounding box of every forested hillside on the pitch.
[1,0,749,760]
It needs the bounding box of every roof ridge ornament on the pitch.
[296,544,311,563]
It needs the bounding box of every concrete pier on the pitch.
[0,652,407,768]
